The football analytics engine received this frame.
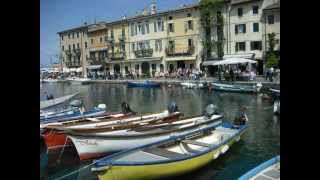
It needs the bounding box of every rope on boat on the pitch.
[54,160,99,180]
[56,136,68,163]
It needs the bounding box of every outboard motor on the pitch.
[121,102,135,114]
[69,100,82,108]
[204,104,219,118]
[167,102,179,114]
[233,107,248,127]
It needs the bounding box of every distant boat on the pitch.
[181,82,207,89]
[211,82,262,93]
[66,77,91,85]
[91,121,248,180]
[127,80,160,88]
[40,92,79,110]
[238,155,280,180]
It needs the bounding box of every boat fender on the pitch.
[97,104,106,110]
[213,151,220,159]
[235,136,241,142]
[91,166,111,172]
[220,145,229,154]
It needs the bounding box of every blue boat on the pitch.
[211,82,262,93]
[238,155,280,180]
[127,80,160,88]
[40,105,106,124]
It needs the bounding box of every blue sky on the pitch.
[40,0,198,67]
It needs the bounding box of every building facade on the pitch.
[57,0,280,77]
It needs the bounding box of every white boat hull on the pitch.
[68,115,223,160]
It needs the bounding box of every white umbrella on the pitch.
[212,58,257,66]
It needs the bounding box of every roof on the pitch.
[263,1,280,11]
[57,25,89,34]
[231,0,260,5]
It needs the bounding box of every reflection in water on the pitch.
[40,83,280,180]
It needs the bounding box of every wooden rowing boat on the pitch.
[40,92,79,110]
[67,114,223,160]
[212,83,262,93]
[238,156,280,180]
[91,121,248,180]
[42,111,181,151]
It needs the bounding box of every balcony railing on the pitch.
[65,61,81,68]
[134,49,153,58]
[166,46,195,57]
[118,35,126,41]
[108,51,126,60]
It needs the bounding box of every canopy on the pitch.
[87,65,102,70]
[211,58,257,66]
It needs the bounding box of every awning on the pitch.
[211,58,257,66]
[106,57,161,64]
[223,53,255,59]
[76,67,83,72]
[165,56,197,62]
[86,65,102,70]
[89,47,108,52]
[202,60,220,66]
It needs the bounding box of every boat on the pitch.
[238,155,280,180]
[211,82,262,93]
[67,106,223,160]
[273,100,280,115]
[127,80,160,88]
[91,120,248,179]
[40,104,107,124]
[42,78,59,83]
[41,103,181,151]
[66,77,91,85]
[181,82,207,89]
[40,92,79,110]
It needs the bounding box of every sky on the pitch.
[40,0,198,67]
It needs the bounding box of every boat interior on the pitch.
[111,126,239,164]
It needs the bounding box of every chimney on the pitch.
[150,0,157,15]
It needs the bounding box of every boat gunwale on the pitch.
[238,155,280,180]
[93,122,248,167]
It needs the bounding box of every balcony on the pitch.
[118,35,126,41]
[166,46,195,57]
[65,61,81,68]
[108,51,126,60]
[134,49,153,58]
[87,57,106,65]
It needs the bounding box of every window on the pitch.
[235,42,246,52]
[85,42,88,48]
[146,21,149,34]
[77,32,79,38]
[111,30,114,39]
[252,6,258,15]
[61,35,64,41]
[131,23,134,36]
[188,20,193,30]
[105,36,108,41]
[268,15,274,24]
[77,43,79,49]
[100,37,102,43]
[72,33,74,39]
[141,23,145,35]
[250,41,262,50]
[238,8,243,17]
[91,39,94,44]
[235,24,246,34]
[188,39,193,48]
[135,24,138,35]
[187,13,191,17]
[169,16,173,20]
[168,41,175,51]
[169,23,174,32]
[68,34,70,39]
[68,45,71,50]
[132,43,135,51]
[159,40,162,51]
[62,45,64,51]
[155,39,162,51]
[154,21,157,32]
[72,44,75,50]
[138,23,142,34]
[161,20,164,31]
[253,23,259,32]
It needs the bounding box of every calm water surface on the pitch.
[40,82,280,180]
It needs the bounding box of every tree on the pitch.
[268,33,277,52]
[266,53,277,68]
[199,0,225,60]
[266,33,278,68]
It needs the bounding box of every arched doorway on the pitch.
[114,64,120,74]
[160,64,164,72]
[169,64,174,73]
[177,61,185,69]
[141,62,150,76]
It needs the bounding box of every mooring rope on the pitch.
[54,160,99,180]
[56,137,69,163]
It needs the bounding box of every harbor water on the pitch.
[40,82,280,180]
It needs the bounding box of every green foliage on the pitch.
[266,52,277,68]
[268,33,277,52]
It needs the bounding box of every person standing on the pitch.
[270,67,274,82]
[230,68,234,82]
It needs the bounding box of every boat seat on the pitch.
[143,147,187,159]
[182,140,211,147]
